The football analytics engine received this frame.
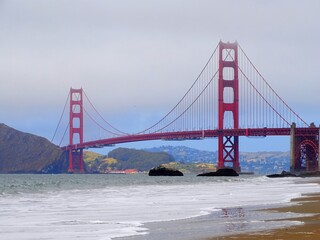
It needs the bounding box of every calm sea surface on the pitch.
[1,174,320,239]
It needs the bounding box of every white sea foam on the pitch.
[0,175,319,239]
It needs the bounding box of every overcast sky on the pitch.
[1,0,320,152]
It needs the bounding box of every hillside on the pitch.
[85,146,291,175]
[84,148,216,174]
[145,145,217,163]
[0,123,67,173]
[85,147,175,173]
[160,162,216,174]
[145,145,290,174]
[240,151,289,174]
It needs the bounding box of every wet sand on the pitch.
[120,178,320,240]
[209,193,320,240]
[121,199,310,240]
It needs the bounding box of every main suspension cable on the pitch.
[238,44,308,126]
[51,92,70,143]
[137,43,220,134]
[82,90,128,135]
[83,107,123,136]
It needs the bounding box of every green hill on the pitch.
[84,148,218,174]
[85,148,175,172]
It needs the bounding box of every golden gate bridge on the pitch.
[52,41,319,173]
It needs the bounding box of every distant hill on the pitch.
[240,151,289,174]
[145,145,217,163]
[84,148,216,174]
[108,148,174,171]
[144,145,290,174]
[84,147,175,172]
[0,123,67,173]
[160,162,216,174]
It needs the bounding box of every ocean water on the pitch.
[0,174,320,240]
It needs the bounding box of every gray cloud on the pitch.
[1,0,319,150]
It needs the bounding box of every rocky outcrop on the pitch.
[266,170,297,178]
[0,123,67,173]
[267,171,320,178]
[149,166,183,176]
[197,168,239,177]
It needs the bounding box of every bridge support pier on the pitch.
[290,123,296,173]
[290,122,319,173]
[68,148,84,173]
[218,135,240,172]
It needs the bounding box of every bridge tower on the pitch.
[68,88,84,173]
[218,41,240,172]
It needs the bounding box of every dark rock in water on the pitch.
[149,166,183,176]
[0,123,67,173]
[298,171,320,177]
[197,168,239,177]
[267,170,297,178]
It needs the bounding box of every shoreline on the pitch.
[119,178,320,240]
[209,193,320,240]
[120,200,309,240]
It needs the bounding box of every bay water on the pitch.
[1,174,320,239]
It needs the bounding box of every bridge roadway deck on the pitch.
[62,127,318,150]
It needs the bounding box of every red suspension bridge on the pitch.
[52,41,320,173]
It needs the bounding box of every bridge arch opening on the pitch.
[72,133,81,145]
[72,92,82,101]
[223,67,235,81]
[223,111,234,129]
[223,87,234,104]
[222,49,235,62]
[72,104,81,113]
[295,139,318,172]
[73,118,80,128]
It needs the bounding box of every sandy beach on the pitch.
[209,193,320,240]
[119,178,320,240]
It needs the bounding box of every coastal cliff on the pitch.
[0,123,67,173]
